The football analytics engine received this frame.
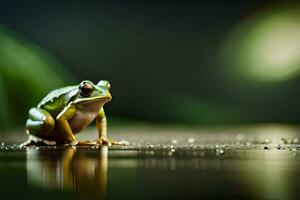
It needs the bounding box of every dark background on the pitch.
[0,0,300,127]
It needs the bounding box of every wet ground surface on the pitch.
[1,124,300,200]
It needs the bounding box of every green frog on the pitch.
[22,80,122,146]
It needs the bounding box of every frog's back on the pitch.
[37,86,78,116]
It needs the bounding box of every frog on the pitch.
[21,80,123,146]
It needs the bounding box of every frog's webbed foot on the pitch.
[20,135,56,147]
[96,137,129,146]
[64,139,79,146]
[77,140,97,146]
[76,138,129,146]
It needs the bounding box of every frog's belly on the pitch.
[65,101,104,134]
[68,110,98,133]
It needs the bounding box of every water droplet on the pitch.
[188,138,195,143]
[264,139,271,144]
[171,139,178,144]
[293,138,299,144]
[236,134,244,141]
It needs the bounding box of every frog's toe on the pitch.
[43,140,56,145]
[96,138,111,146]
[64,139,78,146]
[97,138,129,146]
[77,140,97,146]
[20,139,33,148]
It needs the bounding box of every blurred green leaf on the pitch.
[0,25,74,128]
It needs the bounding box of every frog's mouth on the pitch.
[74,95,112,104]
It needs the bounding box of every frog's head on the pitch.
[74,80,112,104]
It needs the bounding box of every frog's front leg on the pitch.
[57,105,78,146]
[57,119,78,146]
[95,108,125,146]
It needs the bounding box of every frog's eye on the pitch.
[79,82,93,97]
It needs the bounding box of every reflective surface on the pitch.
[1,125,300,200]
[26,147,107,200]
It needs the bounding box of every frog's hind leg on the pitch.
[22,107,56,146]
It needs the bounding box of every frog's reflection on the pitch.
[26,147,107,199]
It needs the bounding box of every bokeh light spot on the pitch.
[222,4,300,82]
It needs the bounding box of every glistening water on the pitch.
[1,124,300,200]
